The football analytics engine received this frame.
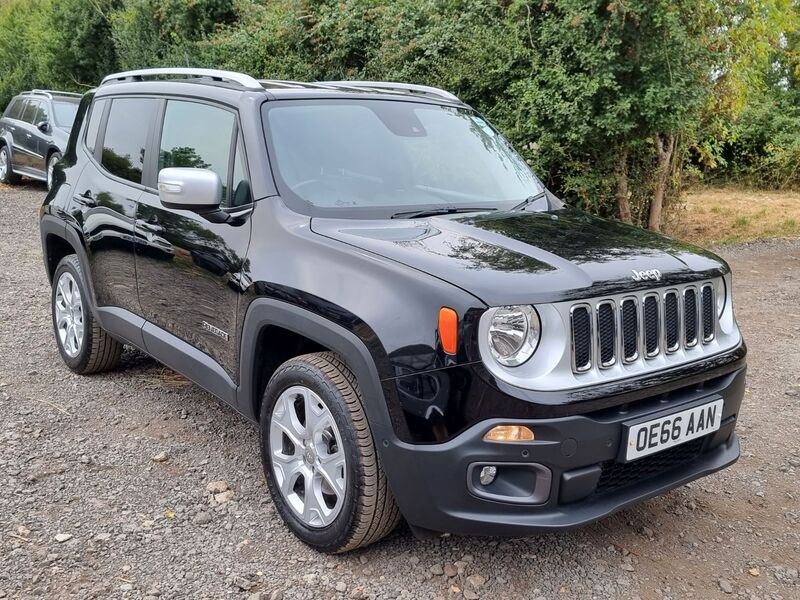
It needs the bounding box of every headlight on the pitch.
[487,305,540,367]
[715,277,727,317]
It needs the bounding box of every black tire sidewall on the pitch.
[260,362,362,551]
[51,256,94,372]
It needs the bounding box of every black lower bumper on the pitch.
[381,365,745,536]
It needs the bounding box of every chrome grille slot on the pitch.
[684,287,699,347]
[620,298,639,362]
[568,279,722,374]
[596,301,616,368]
[642,294,660,357]
[701,284,715,342]
[664,290,680,352]
[570,305,592,372]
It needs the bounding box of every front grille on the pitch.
[664,291,680,351]
[595,437,706,496]
[570,280,720,374]
[571,305,592,372]
[684,288,698,347]
[643,295,659,356]
[621,298,639,362]
[701,285,715,342]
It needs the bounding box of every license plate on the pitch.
[625,399,723,462]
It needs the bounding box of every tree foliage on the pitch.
[0,0,796,228]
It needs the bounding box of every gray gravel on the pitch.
[1,182,799,599]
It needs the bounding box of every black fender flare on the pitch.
[0,132,15,160]
[40,214,101,320]
[237,297,400,451]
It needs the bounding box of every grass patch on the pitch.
[666,187,800,246]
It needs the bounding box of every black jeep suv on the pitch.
[39,68,746,553]
[1,90,81,190]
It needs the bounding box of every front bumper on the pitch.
[381,365,745,536]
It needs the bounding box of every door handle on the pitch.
[25,133,32,139]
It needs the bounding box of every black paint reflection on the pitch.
[135,194,251,379]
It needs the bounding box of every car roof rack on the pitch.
[25,90,83,99]
[318,81,461,102]
[100,68,264,90]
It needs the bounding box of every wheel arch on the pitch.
[238,299,397,445]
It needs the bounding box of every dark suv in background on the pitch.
[0,90,80,190]
[39,68,746,553]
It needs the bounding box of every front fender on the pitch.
[237,297,400,443]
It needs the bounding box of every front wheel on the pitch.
[260,352,400,552]
[47,152,62,191]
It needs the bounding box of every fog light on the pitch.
[479,465,497,486]
[484,425,535,442]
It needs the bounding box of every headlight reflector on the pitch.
[487,305,540,366]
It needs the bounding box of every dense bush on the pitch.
[0,0,796,224]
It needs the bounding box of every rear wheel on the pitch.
[0,145,20,184]
[51,255,123,374]
[260,352,400,552]
[47,152,62,191]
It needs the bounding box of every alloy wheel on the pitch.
[54,272,84,357]
[269,385,347,528]
[0,149,7,180]
[47,156,56,190]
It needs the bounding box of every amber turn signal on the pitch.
[438,307,458,355]
[484,425,535,442]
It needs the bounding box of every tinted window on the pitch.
[101,98,156,184]
[34,101,49,125]
[52,100,79,129]
[159,100,235,201]
[4,98,23,120]
[230,141,251,207]
[21,100,39,124]
[84,99,107,155]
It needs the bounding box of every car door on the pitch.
[29,99,51,174]
[135,98,252,379]
[69,96,159,316]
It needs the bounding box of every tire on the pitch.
[51,255,123,374]
[0,145,20,184]
[47,151,62,191]
[260,352,401,552]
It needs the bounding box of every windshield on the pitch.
[263,100,544,217]
[52,100,79,129]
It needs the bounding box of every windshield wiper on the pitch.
[391,207,498,220]
[511,191,549,211]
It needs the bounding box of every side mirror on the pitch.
[36,121,50,133]
[157,168,221,211]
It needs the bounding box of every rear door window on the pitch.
[21,100,39,124]
[100,97,157,184]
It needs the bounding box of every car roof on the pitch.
[92,68,467,108]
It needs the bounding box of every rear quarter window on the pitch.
[4,98,24,120]
[84,99,107,155]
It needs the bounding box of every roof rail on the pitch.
[319,81,461,102]
[100,68,263,90]
[26,90,83,99]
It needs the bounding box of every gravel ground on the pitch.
[1,183,798,600]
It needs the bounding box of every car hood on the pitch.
[310,208,728,306]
